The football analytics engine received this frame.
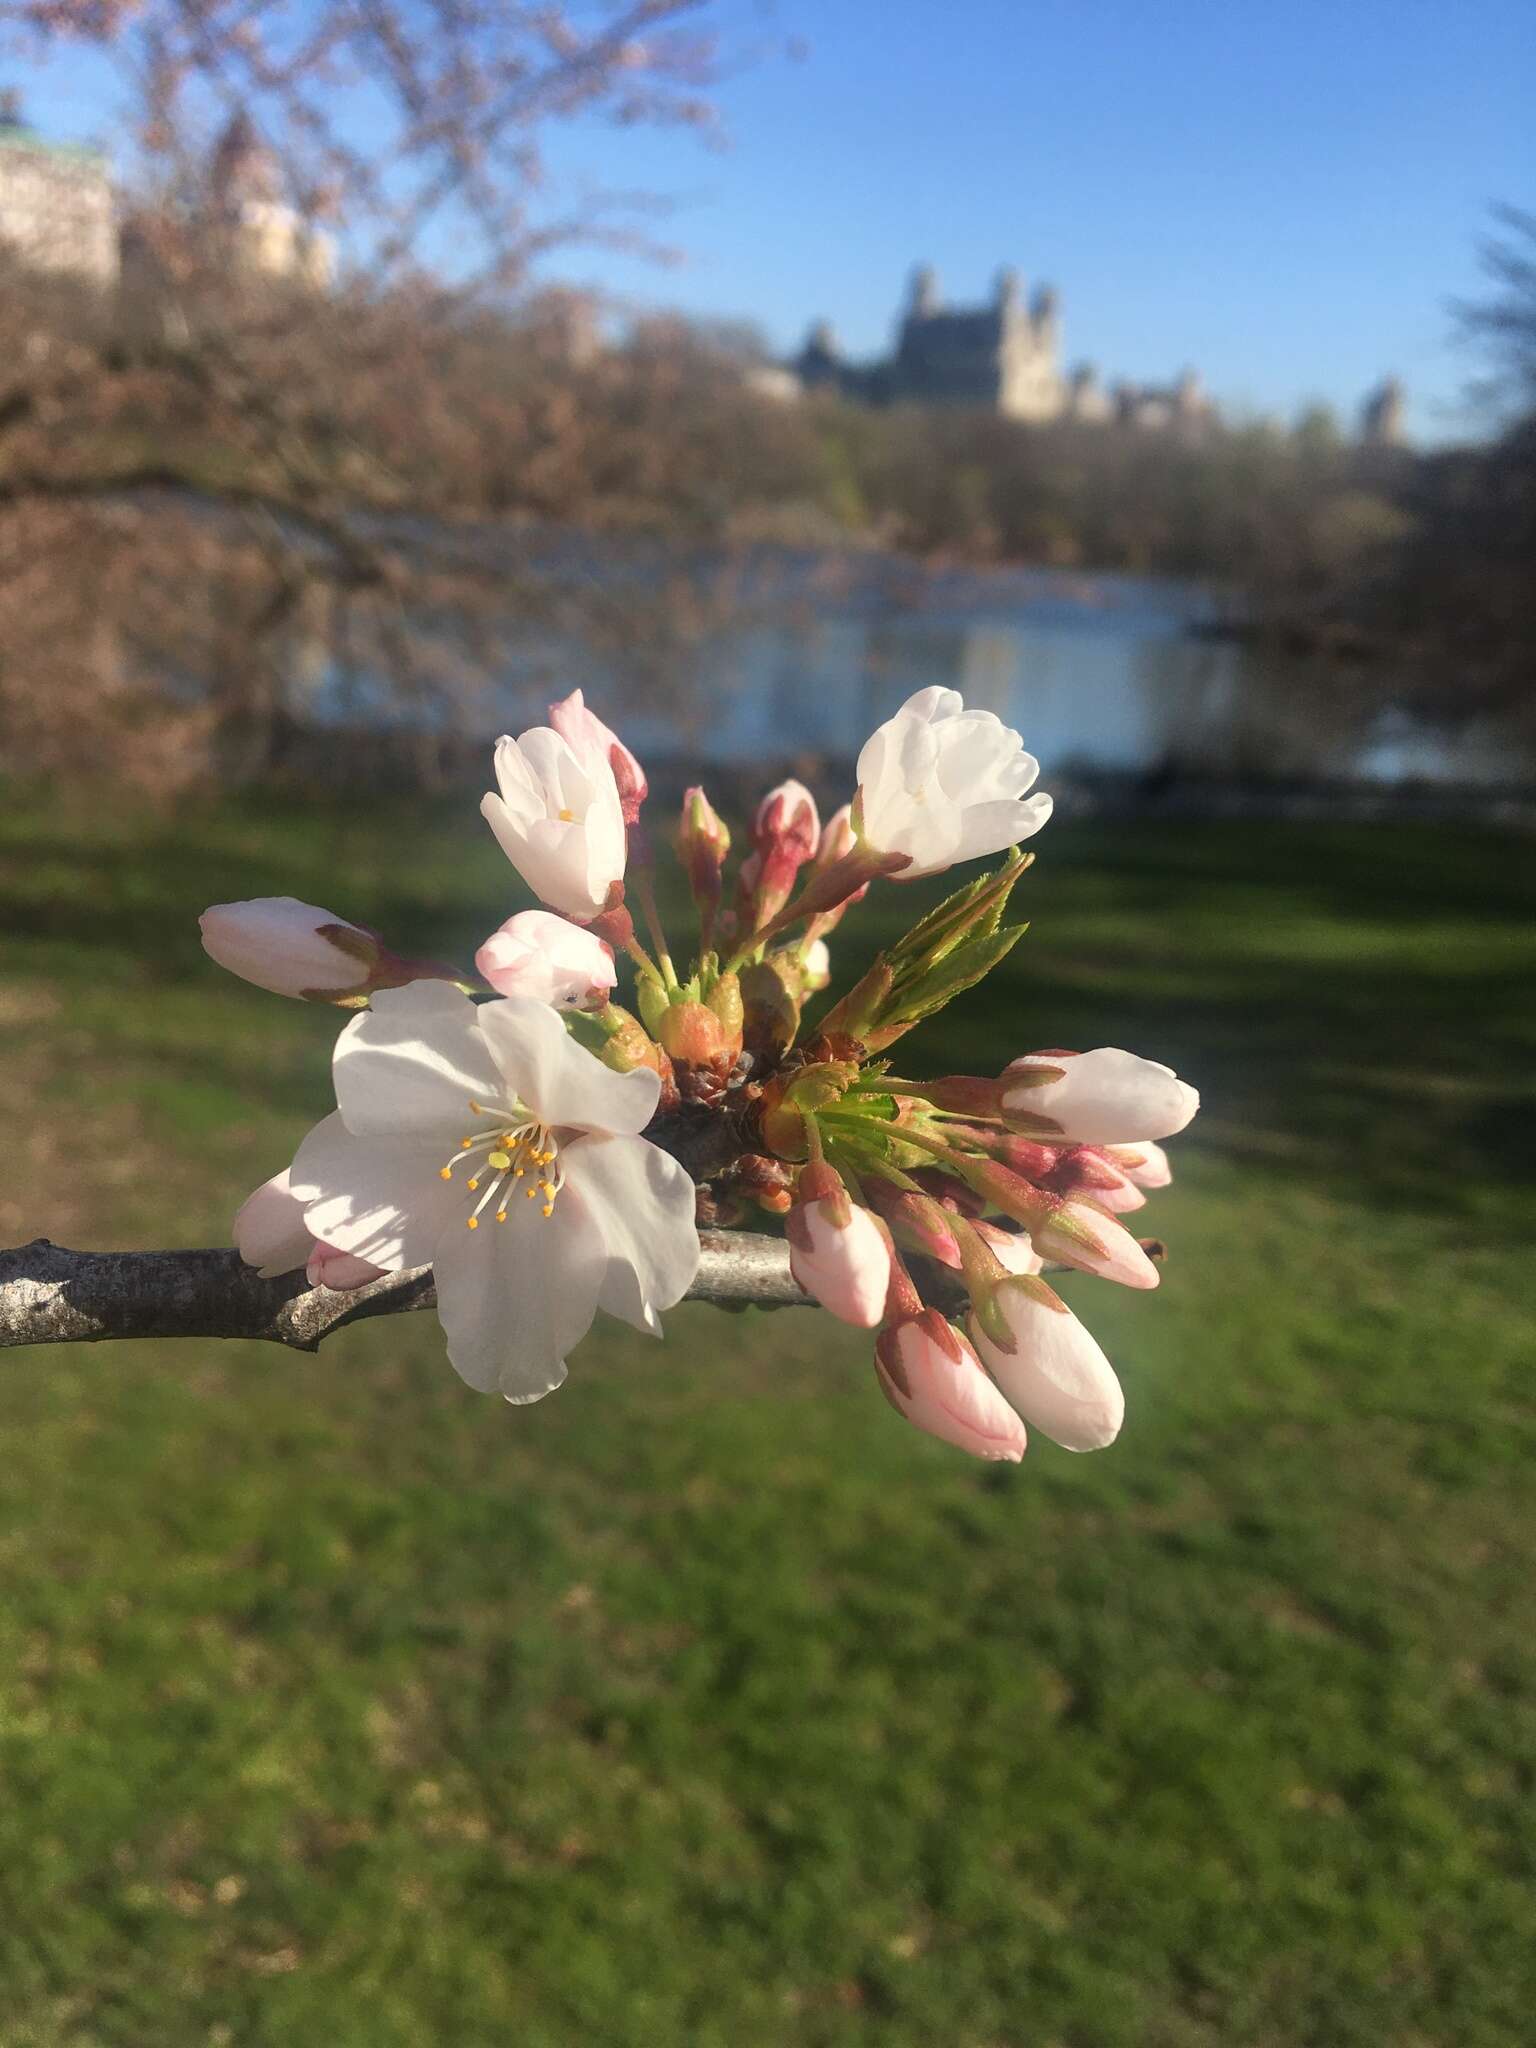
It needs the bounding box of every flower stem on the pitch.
[632,868,679,991]
[622,934,665,985]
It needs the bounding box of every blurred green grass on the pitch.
[1,795,1533,2047]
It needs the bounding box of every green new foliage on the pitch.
[823,850,1032,1050]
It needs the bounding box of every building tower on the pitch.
[1360,376,1406,448]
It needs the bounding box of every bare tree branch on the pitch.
[0,1231,811,1355]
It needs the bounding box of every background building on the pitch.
[0,97,116,286]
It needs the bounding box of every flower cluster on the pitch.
[204,684,1198,1461]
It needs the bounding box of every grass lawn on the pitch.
[0,793,1532,2047]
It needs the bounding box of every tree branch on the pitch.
[0,1232,811,1355]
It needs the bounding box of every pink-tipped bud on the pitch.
[306,1242,386,1292]
[233,1171,386,1290]
[958,1161,1160,1290]
[810,804,868,930]
[745,779,821,928]
[786,1162,892,1327]
[549,688,648,825]
[874,1310,1027,1463]
[1042,1145,1147,1215]
[968,1278,1124,1452]
[864,1179,963,1267]
[1102,1140,1174,1189]
[678,785,731,919]
[972,1220,1043,1277]
[910,1168,988,1219]
[475,909,616,1010]
[200,898,382,1002]
[1001,1048,1199,1144]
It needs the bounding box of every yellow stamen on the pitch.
[439,1166,452,1180]
[526,1186,537,1199]
[460,1138,473,1150]
[542,1203,554,1217]
[495,1209,507,1223]
[466,1216,478,1230]
[558,807,575,822]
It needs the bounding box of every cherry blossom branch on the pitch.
[0,1231,811,1356]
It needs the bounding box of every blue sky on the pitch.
[12,0,1534,440]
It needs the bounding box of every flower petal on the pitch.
[430,1172,608,1400]
[332,981,503,1139]
[232,1167,315,1278]
[291,1114,458,1271]
[561,1132,701,1336]
[476,997,660,1135]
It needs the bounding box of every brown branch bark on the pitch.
[0,1230,811,1355]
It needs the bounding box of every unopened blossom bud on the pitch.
[910,1168,988,1218]
[785,1162,892,1327]
[1103,1140,1173,1189]
[802,938,832,992]
[809,804,868,931]
[972,1220,1043,1276]
[1042,1144,1147,1215]
[235,1170,390,1291]
[874,1310,1027,1462]
[549,688,648,825]
[864,1179,962,1267]
[744,779,820,928]
[475,910,616,1010]
[201,898,382,1003]
[956,1159,1160,1290]
[1001,1048,1199,1144]
[969,1277,1124,1452]
[678,786,731,926]
[306,1242,386,1291]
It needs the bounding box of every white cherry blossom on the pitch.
[481,725,627,921]
[855,687,1052,880]
[287,982,699,1402]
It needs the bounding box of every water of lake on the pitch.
[294,555,1530,790]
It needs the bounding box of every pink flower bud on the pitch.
[753,778,821,859]
[865,1179,962,1267]
[969,1278,1124,1452]
[1001,1048,1199,1144]
[200,898,377,1001]
[305,1241,386,1292]
[1043,1145,1147,1214]
[786,1163,892,1327]
[475,910,616,1009]
[745,779,821,928]
[874,1310,1027,1462]
[815,803,857,869]
[678,786,731,922]
[234,1167,386,1289]
[549,688,648,824]
[1103,1140,1173,1189]
[959,1161,1160,1290]
[972,1221,1042,1276]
